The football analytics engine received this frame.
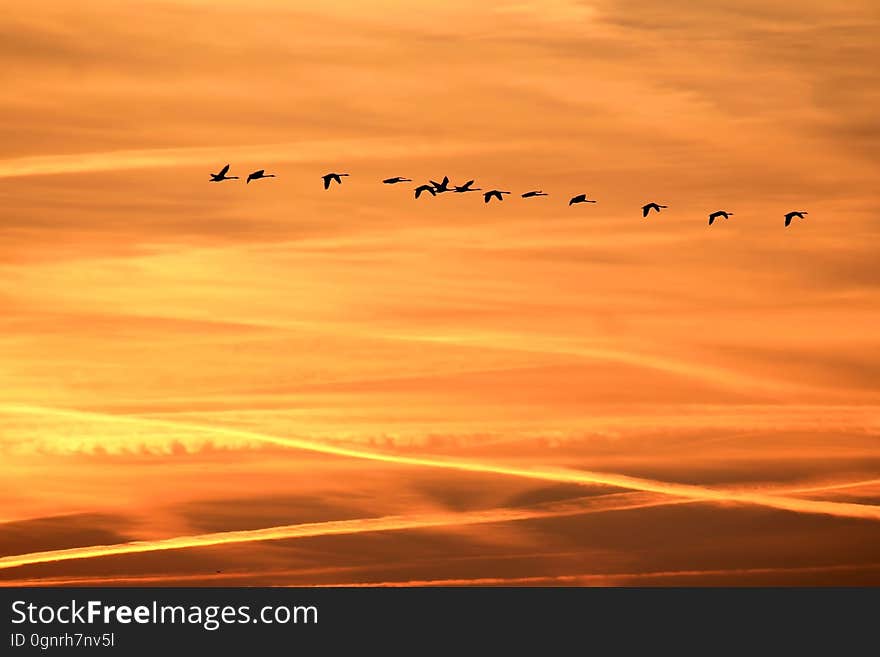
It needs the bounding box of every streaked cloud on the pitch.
[2,0,878,585]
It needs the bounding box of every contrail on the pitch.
[0,492,676,571]
[321,563,880,587]
[1,478,877,572]
[4,404,880,521]
[387,332,811,398]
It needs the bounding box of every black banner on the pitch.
[1,587,876,654]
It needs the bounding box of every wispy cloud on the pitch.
[4,405,879,521]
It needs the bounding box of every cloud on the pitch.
[4,404,880,521]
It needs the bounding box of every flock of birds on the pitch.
[210,165,809,227]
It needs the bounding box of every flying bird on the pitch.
[383,177,412,184]
[483,190,511,203]
[708,210,733,225]
[322,172,349,189]
[414,184,437,199]
[246,169,275,184]
[430,176,452,193]
[569,194,597,206]
[209,164,238,182]
[522,191,548,198]
[454,180,481,193]
[641,202,667,217]
[784,211,808,227]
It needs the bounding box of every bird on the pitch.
[569,194,597,206]
[414,184,437,199]
[430,176,452,193]
[209,164,238,182]
[322,172,349,189]
[246,169,275,184]
[383,177,412,184]
[708,210,733,225]
[483,190,510,203]
[454,180,481,193]
[641,202,667,217]
[522,191,548,198]
[784,211,807,227]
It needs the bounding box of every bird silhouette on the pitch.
[708,210,733,225]
[569,194,597,206]
[209,164,238,182]
[483,190,510,204]
[430,176,452,193]
[522,190,548,198]
[454,180,481,193]
[322,172,349,189]
[642,202,667,217]
[784,211,807,227]
[246,169,275,184]
[383,177,412,184]
[414,184,437,199]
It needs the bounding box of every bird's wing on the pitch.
[254,169,264,177]
[219,164,230,176]
[785,216,792,227]
[642,205,650,217]
[463,180,474,188]
[323,176,331,189]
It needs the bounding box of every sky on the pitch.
[1,0,879,586]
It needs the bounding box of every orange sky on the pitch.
[1,0,879,586]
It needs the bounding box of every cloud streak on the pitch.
[4,474,878,572]
[0,138,531,179]
[4,405,880,522]
[0,492,676,571]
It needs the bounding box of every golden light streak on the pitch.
[319,563,880,587]
[5,404,880,521]
[0,138,532,179]
[0,492,674,571]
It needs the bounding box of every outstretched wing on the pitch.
[642,204,650,217]
[219,164,230,176]
[785,215,792,227]
[323,175,331,190]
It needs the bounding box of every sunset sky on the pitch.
[1,0,879,586]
